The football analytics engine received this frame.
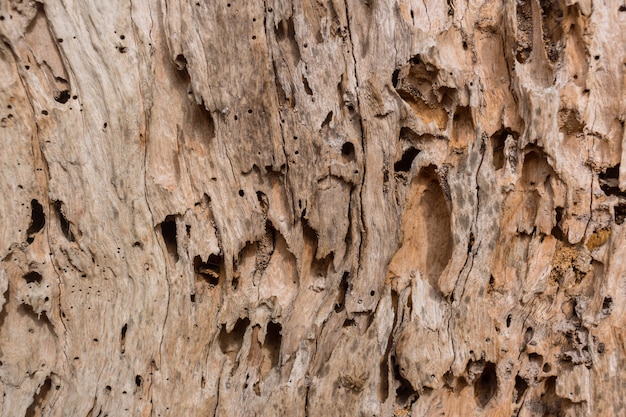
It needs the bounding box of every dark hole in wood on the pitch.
[394,147,420,172]
[194,254,222,286]
[552,206,565,241]
[265,321,282,368]
[514,375,528,404]
[256,191,268,212]
[27,199,45,235]
[474,362,497,407]
[394,362,417,406]
[379,355,390,401]
[120,323,127,354]
[601,164,620,179]
[343,318,355,327]
[160,216,178,262]
[231,275,239,290]
[54,201,74,242]
[54,90,71,104]
[524,327,534,344]
[490,128,516,171]
[392,68,400,88]
[24,271,42,284]
[335,272,349,313]
[321,111,333,129]
[135,375,142,387]
[196,99,216,139]
[219,317,250,354]
[616,202,626,225]
[540,376,562,411]
[274,17,295,41]
[302,75,313,95]
[25,377,52,417]
[599,164,623,197]
[341,142,355,162]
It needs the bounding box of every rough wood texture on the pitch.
[1,0,625,416]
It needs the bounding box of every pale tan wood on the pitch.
[0,0,625,416]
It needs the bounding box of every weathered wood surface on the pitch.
[0,0,625,415]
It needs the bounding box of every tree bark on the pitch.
[0,0,625,416]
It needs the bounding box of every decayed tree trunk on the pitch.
[0,0,625,415]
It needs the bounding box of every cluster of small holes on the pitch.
[0,102,15,127]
